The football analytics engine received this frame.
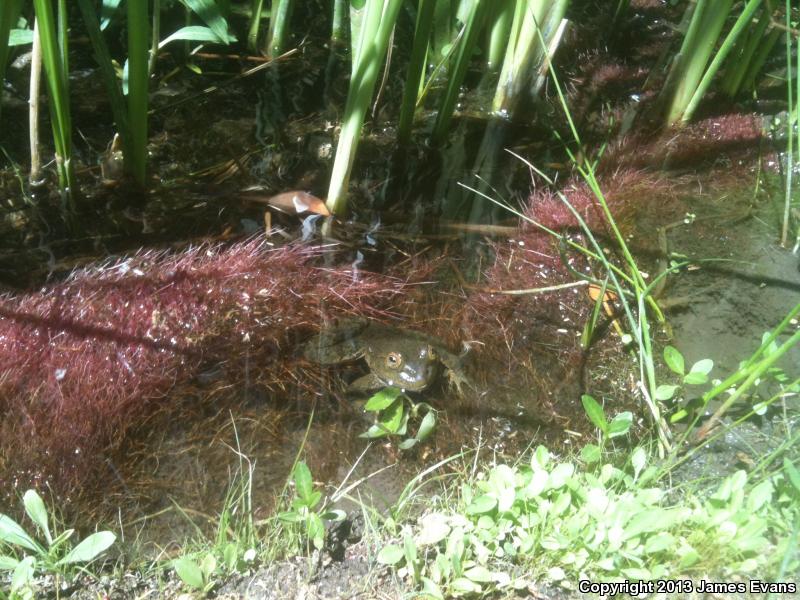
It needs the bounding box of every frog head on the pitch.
[362,338,440,392]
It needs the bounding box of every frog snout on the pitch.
[397,363,437,391]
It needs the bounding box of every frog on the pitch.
[302,320,469,394]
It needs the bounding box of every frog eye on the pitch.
[420,345,434,360]
[385,351,403,370]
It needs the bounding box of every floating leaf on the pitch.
[9,29,34,46]
[683,372,708,385]
[690,358,714,375]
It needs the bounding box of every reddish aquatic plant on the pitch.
[457,169,671,428]
[0,239,408,496]
[600,114,765,173]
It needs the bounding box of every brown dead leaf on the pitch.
[246,190,330,216]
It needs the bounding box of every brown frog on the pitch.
[303,320,468,394]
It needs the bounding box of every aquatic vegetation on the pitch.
[360,386,438,450]
[31,0,75,202]
[0,240,407,501]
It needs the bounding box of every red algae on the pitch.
[0,240,408,497]
[457,169,669,430]
[600,114,765,172]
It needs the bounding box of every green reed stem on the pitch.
[32,0,76,201]
[326,0,404,215]
[781,0,795,247]
[267,0,293,57]
[149,0,160,76]
[397,0,435,145]
[431,0,489,144]
[76,0,132,172]
[740,25,780,92]
[331,0,345,43]
[532,26,671,449]
[349,0,368,78]
[666,0,735,125]
[681,0,762,124]
[485,0,514,73]
[248,0,266,52]
[0,0,22,125]
[127,0,149,185]
[721,5,770,97]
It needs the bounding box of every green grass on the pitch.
[377,439,799,598]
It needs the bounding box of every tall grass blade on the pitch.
[267,0,293,57]
[32,0,76,201]
[332,0,345,43]
[721,5,770,97]
[248,0,266,51]
[485,0,514,73]
[397,0,435,145]
[326,0,404,215]
[127,0,149,185]
[681,0,763,124]
[0,0,24,121]
[431,0,489,143]
[29,18,43,183]
[781,0,795,246]
[665,0,733,126]
[76,0,132,173]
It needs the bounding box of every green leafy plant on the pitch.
[378,445,797,598]
[277,461,345,551]
[172,554,218,594]
[655,345,715,423]
[360,386,438,450]
[170,422,260,593]
[579,393,633,463]
[0,489,116,599]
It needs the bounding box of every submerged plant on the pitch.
[360,386,438,450]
